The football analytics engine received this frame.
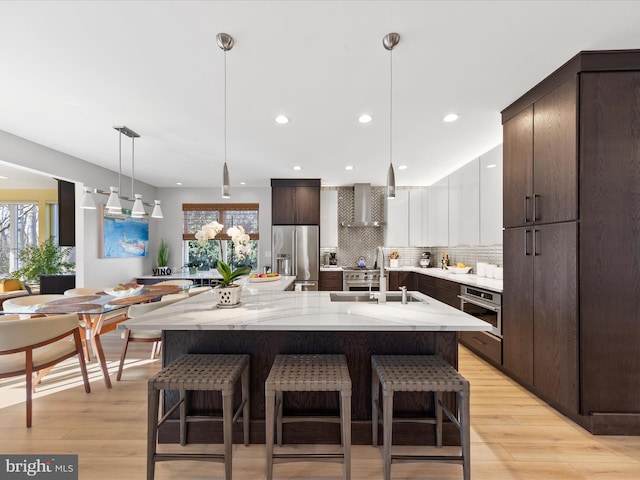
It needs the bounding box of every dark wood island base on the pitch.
[158,329,462,446]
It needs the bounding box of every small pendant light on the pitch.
[383,32,400,200]
[151,200,164,218]
[217,32,234,199]
[80,187,96,210]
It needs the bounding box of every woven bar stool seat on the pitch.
[265,354,352,480]
[371,355,470,480]
[147,354,250,480]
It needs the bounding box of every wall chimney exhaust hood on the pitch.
[341,183,385,227]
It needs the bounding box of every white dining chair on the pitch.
[153,279,193,287]
[0,313,91,427]
[2,295,66,319]
[64,287,110,296]
[116,293,189,381]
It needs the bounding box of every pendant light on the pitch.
[151,200,163,218]
[80,187,96,210]
[87,126,162,218]
[217,32,234,199]
[383,32,400,200]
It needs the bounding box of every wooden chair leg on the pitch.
[74,329,91,394]
[116,331,131,381]
[25,349,33,428]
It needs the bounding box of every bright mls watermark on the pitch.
[0,455,78,479]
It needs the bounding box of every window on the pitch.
[0,203,40,275]
[182,203,259,270]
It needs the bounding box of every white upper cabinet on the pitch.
[426,177,449,246]
[409,189,427,246]
[320,189,338,247]
[449,158,480,246]
[385,188,409,247]
[480,144,503,245]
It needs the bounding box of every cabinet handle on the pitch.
[524,196,530,223]
[524,229,531,256]
[533,194,540,222]
[533,229,540,256]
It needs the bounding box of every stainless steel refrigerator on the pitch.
[272,225,319,290]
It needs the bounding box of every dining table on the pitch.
[0,283,185,389]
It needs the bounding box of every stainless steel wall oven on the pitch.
[459,285,502,339]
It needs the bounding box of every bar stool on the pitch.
[371,355,470,480]
[265,354,352,480]
[147,354,250,480]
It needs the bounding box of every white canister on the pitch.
[485,264,497,278]
[494,267,503,280]
[476,262,487,277]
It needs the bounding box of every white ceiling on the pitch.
[1,1,640,190]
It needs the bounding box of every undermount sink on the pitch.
[329,292,426,303]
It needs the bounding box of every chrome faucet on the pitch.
[376,246,386,304]
[399,285,408,304]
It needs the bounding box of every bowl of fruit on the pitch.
[446,263,472,274]
[248,272,281,283]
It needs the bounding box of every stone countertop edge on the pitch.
[119,287,492,333]
[387,266,503,292]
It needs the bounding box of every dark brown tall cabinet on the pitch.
[271,179,321,225]
[502,50,640,434]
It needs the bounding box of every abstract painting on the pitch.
[100,206,149,258]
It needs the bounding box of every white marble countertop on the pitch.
[388,266,503,292]
[119,287,491,333]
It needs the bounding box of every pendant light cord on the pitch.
[224,48,227,165]
[131,135,135,197]
[389,47,393,169]
[118,129,122,194]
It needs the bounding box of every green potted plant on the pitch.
[10,237,75,292]
[154,240,171,276]
[186,261,200,275]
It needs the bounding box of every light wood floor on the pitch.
[1,332,639,479]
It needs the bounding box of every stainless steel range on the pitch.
[342,268,384,291]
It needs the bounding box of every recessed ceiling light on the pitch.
[345,165,354,171]
[486,164,497,169]
[358,114,372,124]
[293,166,302,171]
[275,115,290,124]
[176,182,183,185]
[398,165,408,170]
[443,113,459,123]
[240,181,246,185]
[0,175,7,180]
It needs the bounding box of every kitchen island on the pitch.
[121,283,490,445]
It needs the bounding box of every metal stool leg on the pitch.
[341,390,351,480]
[242,363,250,446]
[147,387,159,480]
[372,363,380,447]
[459,390,471,480]
[222,390,234,480]
[265,390,276,480]
[435,391,443,448]
[179,389,187,446]
[382,391,393,480]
